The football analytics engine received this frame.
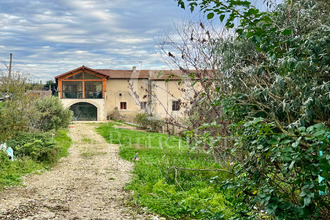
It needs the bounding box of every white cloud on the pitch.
[0,0,207,82]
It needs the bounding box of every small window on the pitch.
[140,102,147,110]
[66,72,83,80]
[120,102,127,110]
[172,100,181,111]
[85,72,102,79]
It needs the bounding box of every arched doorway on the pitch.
[70,102,97,121]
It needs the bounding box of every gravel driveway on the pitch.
[0,123,155,220]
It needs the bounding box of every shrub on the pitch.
[7,132,57,164]
[135,113,149,129]
[134,113,165,132]
[0,94,40,142]
[34,96,73,131]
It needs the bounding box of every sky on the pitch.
[0,0,279,83]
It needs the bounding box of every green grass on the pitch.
[0,155,44,188]
[81,136,94,144]
[0,102,4,108]
[97,122,234,219]
[55,129,72,158]
[0,129,72,189]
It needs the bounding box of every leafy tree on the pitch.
[0,73,40,142]
[172,0,329,219]
[43,80,56,91]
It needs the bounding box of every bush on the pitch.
[34,96,73,131]
[0,94,39,142]
[135,113,149,129]
[172,0,329,218]
[134,113,165,132]
[7,132,57,164]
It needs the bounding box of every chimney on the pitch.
[132,66,136,71]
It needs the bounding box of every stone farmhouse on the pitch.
[55,65,194,121]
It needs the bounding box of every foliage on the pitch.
[7,129,71,164]
[97,122,234,219]
[171,0,330,219]
[0,92,40,142]
[34,96,73,131]
[7,132,55,163]
[0,155,43,189]
[43,80,56,91]
[0,129,71,189]
[134,113,149,129]
[0,72,72,142]
[224,121,330,219]
[0,63,72,190]
[134,113,165,132]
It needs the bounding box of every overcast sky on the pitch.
[0,0,277,83]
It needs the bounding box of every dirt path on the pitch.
[0,123,156,220]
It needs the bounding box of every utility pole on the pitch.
[7,53,12,92]
[8,53,12,80]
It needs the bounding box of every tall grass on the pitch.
[97,122,234,219]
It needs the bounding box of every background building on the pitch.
[55,65,193,122]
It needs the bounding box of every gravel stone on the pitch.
[0,123,157,220]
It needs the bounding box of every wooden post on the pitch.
[82,81,85,98]
[58,80,63,98]
[102,78,106,99]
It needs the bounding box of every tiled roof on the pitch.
[55,65,189,80]
[96,69,187,80]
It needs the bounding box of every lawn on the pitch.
[97,122,234,219]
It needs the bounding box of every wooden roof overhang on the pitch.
[55,65,110,80]
[55,65,109,99]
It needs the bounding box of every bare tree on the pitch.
[156,21,237,160]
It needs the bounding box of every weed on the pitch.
[81,151,107,158]
[82,136,94,143]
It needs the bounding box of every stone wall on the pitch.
[60,98,107,121]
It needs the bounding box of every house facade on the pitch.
[55,65,193,122]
